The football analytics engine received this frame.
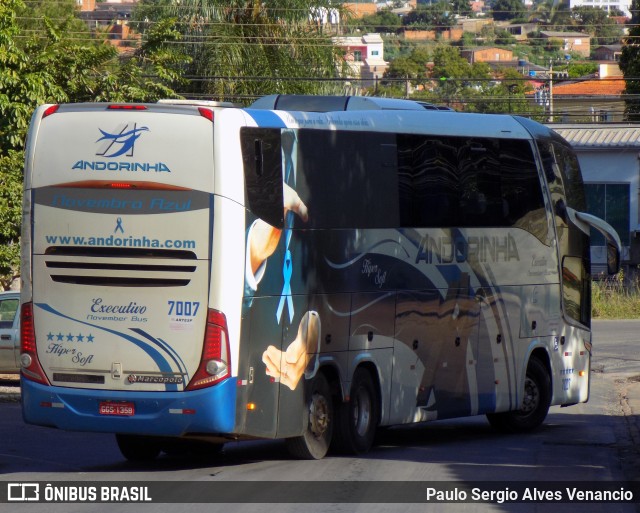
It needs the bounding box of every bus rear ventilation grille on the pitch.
[49,276,191,287]
[44,246,197,260]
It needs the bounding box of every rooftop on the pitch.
[551,125,640,148]
[551,79,625,97]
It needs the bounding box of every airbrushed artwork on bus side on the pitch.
[20,98,622,462]
[238,127,560,430]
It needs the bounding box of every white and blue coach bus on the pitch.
[19,95,621,460]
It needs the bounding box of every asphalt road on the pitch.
[0,319,638,513]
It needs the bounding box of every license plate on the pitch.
[99,401,135,416]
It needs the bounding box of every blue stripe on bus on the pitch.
[35,303,179,391]
[130,328,189,380]
[22,377,237,435]
[245,109,287,128]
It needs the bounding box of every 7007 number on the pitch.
[168,300,200,317]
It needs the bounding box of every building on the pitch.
[78,0,139,51]
[461,47,514,64]
[550,125,640,274]
[568,0,631,18]
[533,63,625,123]
[75,0,96,11]
[332,33,388,88]
[547,78,626,122]
[594,45,623,62]
[501,23,539,41]
[540,31,591,58]
[343,2,378,18]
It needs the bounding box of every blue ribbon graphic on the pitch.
[276,247,294,324]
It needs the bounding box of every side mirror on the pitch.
[607,242,621,275]
[570,210,622,276]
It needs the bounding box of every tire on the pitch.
[486,356,551,433]
[285,372,333,460]
[116,434,162,462]
[332,368,379,455]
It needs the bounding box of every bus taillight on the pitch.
[186,309,230,391]
[198,108,214,122]
[20,303,50,386]
[107,105,147,111]
[42,105,60,119]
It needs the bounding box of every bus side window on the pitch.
[398,135,546,240]
[552,142,586,212]
[240,127,284,228]
[398,136,459,228]
[296,130,399,229]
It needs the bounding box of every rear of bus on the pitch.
[20,103,239,441]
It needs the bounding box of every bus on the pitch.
[20,95,621,461]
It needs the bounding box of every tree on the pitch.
[572,7,623,45]
[451,0,473,17]
[348,9,402,33]
[491,0,526,21]
[0,0,190,288]
[135,0,350,101]
[620,0,640,120]
[428,45,491,106]
[385,57,424,79]
[403,3,455,31]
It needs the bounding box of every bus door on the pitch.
[392,289,441,424]
[432,268,481,420]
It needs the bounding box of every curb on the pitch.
[0,375,21,403]
[0,391,20,403]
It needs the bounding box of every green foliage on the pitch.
[92,18,191,102]
[0,0,190,287]
[385,56,424,80]
[495,29,517,46]
[592,271,640,319]
[564,62,598,78]
[403,3,455,31]
[136,0,349,101]
[451,0,473,16]
[347,9,402,33]
[572,7,623,45]
[0,151,23,288]
[409,46,536,115]
[620,0,640,119]
[491,0,525,21]
[383,46,430,83]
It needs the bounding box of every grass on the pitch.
[592,269,640,319]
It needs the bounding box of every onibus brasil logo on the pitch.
[71,123,171,173]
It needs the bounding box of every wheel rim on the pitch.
[353,386,372,437]
[309,391,330,440]
[521,376,540,415]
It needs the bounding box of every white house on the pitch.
[332,33,388,89]
[550,124,640,274]
[568,0,631,17]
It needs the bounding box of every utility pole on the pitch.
[548,60,554,123]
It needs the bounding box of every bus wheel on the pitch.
[116,434,162,462]
[332,368,379,454]
[286,373,333,460]
[486,356,551,433]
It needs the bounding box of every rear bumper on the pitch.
[21,378,237,436]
